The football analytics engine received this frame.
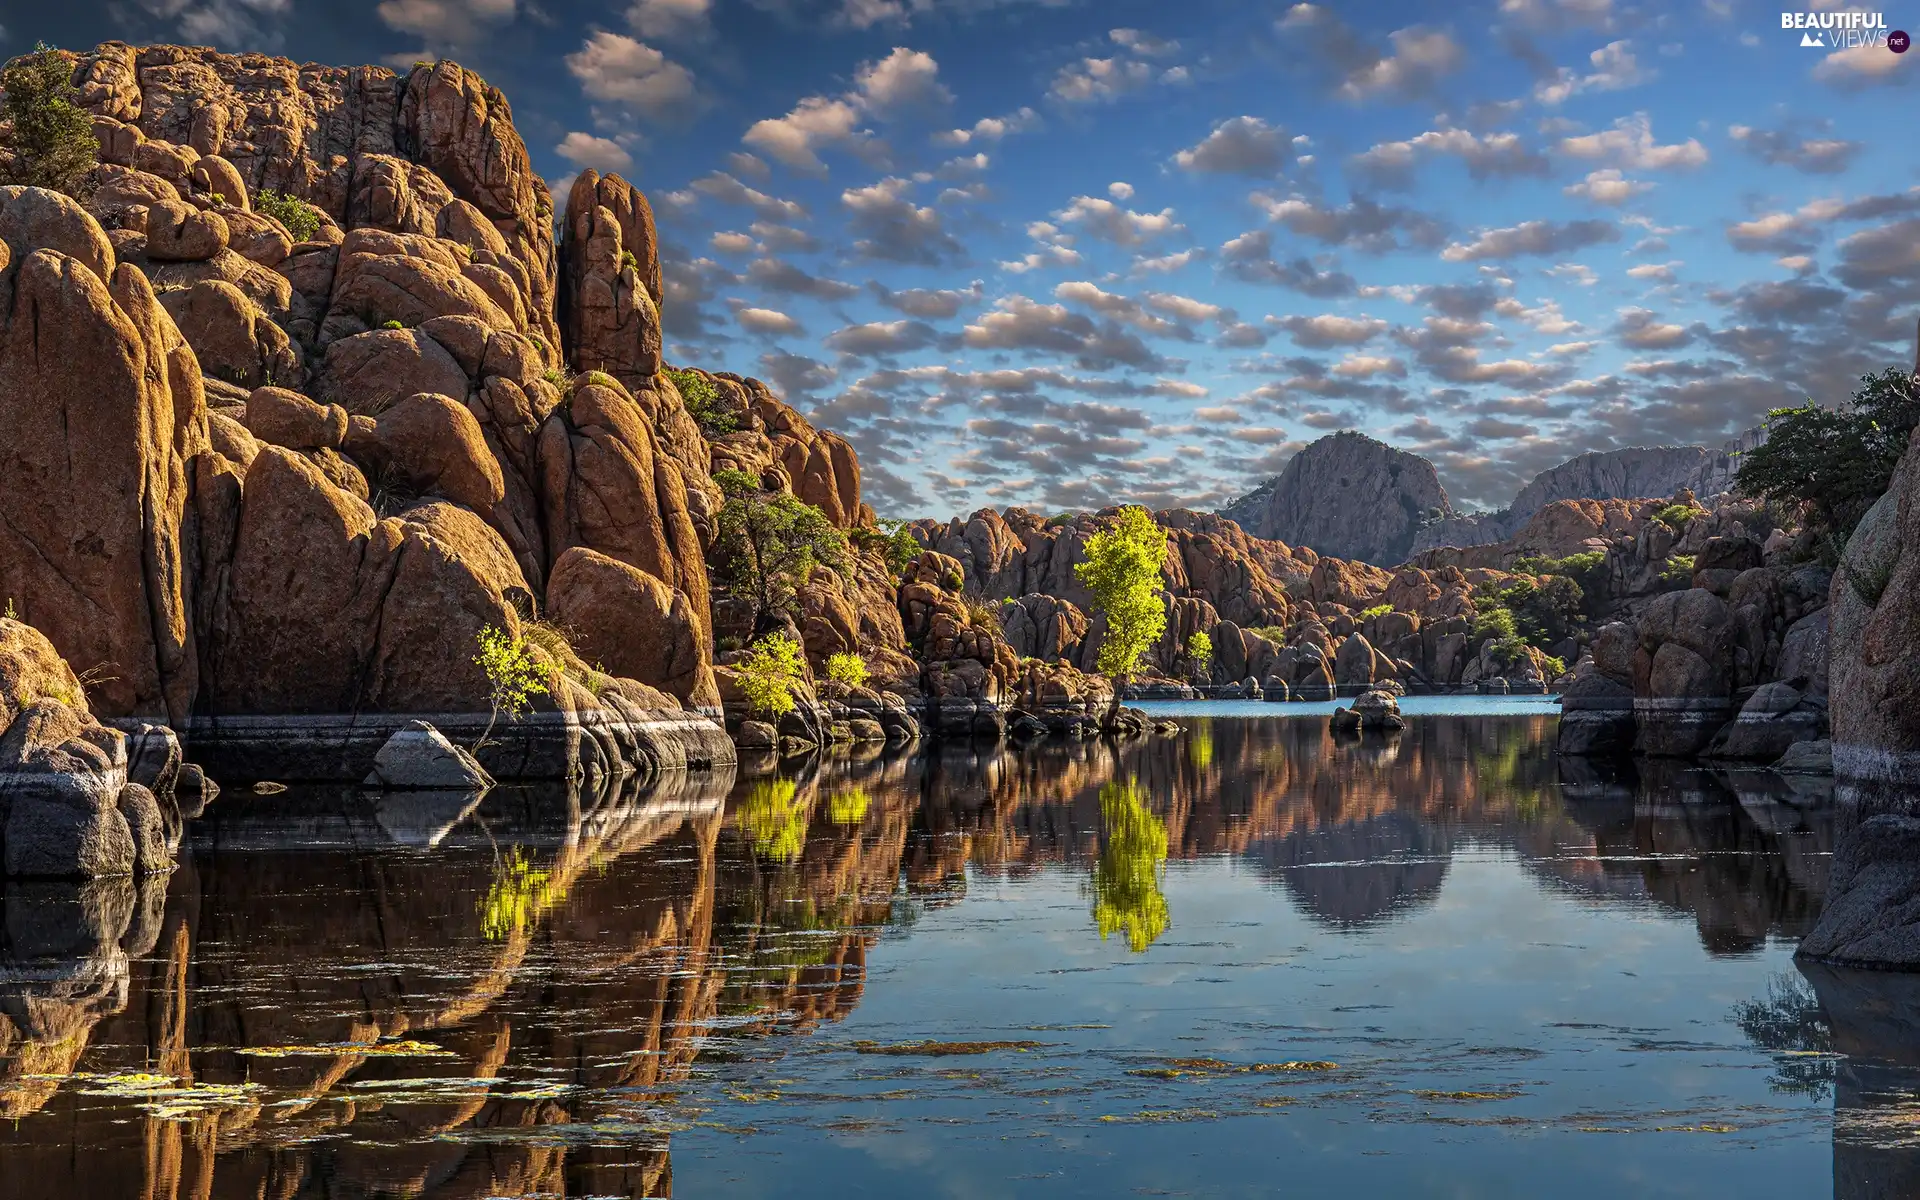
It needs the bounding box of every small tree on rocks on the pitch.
[738,633,806,720]
[0,43,98,197]
[1075,506,1169,721]
[712,468,850,636]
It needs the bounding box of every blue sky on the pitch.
[18,0,1920,517]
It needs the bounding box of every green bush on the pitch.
[541,366,569,388]
[1657,554,1696,588]
[256,189,323,241]
[739,634,806,719]
[1653,503,1702,531]
[824,651,868,689]
[474,624,548,746]
[664,365,737,436]
[0,44,98,197]
[380,319,404,330]
[1359,603,1393,621]
[713,471,850,632]
[1472,606,1517,643]
[961,593,1004,633]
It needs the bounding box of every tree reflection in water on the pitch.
[1091,778,1170,952]
[738,776,808,863]
[1732,971,1836,1100]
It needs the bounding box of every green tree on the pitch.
[1075,506,1170,721]
[712,468,851,635]
[0,44,99,196]
[824,651,868,688]
[1184,630,1212,680]
[1736,367,1920,553]
[473,624,548,747]
[851,517,924,578]
[738,632,806,719]
[1091,779,1170,953]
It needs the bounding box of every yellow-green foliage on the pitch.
[479,847,564,941]
[1185,630,1212,672]
[1654,503,1704,531]
[1075,506,1170,682]
[1187,720,1214,771]
[474,625,547,720]
[824,651,869,688]
[740,777,808,862]
[960,593,1003,632]
[521,620,614,696]
[1092,778,1170,953]
[739,633,805,718]
[1359,603,1393,621]
[828,787,871,826]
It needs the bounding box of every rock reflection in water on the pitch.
[0,714,1847,1197]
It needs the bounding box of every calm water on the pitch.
[2,708,1910,1198]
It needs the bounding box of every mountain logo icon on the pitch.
[1801,30,1825,46]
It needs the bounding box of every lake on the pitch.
[0,704,1906,1198]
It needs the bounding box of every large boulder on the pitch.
[0,190,204,725]
[560,170,662,384]
[1220,431,1453,564]
[546,546,720,712]
[1830,429,1920,781]
[365,720,493,790]
[1632,587,1735,756]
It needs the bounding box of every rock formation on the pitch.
[1412,446,1716,554]
[1220,431,1454,565]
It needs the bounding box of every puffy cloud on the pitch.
[1279,6,1464,101]
[1625,261,1680,282]
[1562,168,1651,206]
[961,295,1169,370]
[1252,193,1446,253]
[1218,231,1358,295]
[566,32,696,116]
[1498,0,1615,31]
[1440,218,1618,262]
[1728,123,1861,174]
[1272,314,1388,347]
[1613,307,1692,349]
[1726,188,1920,254]
[1814,39,1917,88]
[1173,116,1291,177]
[825,319,944,357]
[736,306,806,336]
[627,0,710,39]
[1532,39,1650,104]
[1349,128,1549,189]
[872,281,985,318]
[1050,56,1156,102]
[933,107,1040,147]
[856,46,954,111]
[743,95,867,172]
[1056,194,1184,245]
[1330,354,1406,378]
[684,172,810,223]
[554,131,633,173]
[139,0,294,47]
[1557,113,1708,170]
[842,176,963,263]
[745,256,862,299]
[377,0,512,46]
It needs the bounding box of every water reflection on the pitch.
[0,714,1856,1197]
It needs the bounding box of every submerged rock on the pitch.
[364,720,492,791]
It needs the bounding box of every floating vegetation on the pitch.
[250,781,288,794]
[852,1040,1046,1056]
[74,1073,262,1120]
[1413,1090,1524,1102]
[237,1040,456,1058]
[1099,1108,1221,1123]
[1131,1057,1340,1078]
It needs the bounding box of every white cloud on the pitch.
[933,107,1040,146]
[1557,113,1708,170]
[1533,39,1650,104]
[1330,354,1405,378]
[744,95,866,172]
[139,0,294,47]
[1173,116,1290,177]
[737,306,805,336]
[1563,167,1651,205]
[1109,181,1135,200]
[1814,39,1917,87]
[626,0,709,39]
[566,32,696,116]
[1056,194,1183,245]
[1625,261,1680,282]
[377,0,513,44]
[856,46,953,112]
[554,131,634,173]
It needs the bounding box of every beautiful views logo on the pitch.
[1781,10,1892,48]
